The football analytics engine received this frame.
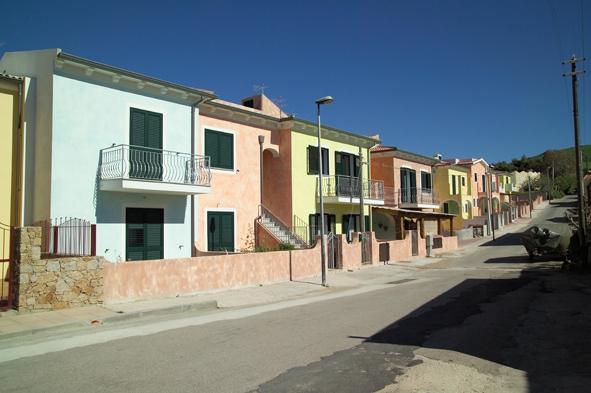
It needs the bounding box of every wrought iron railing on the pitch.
[383,187,438,206]
[36,217,96,257]
[319,175,384,200]
[292,214,312,246]
[99,144,212,187]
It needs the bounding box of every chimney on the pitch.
[433,153,443,161]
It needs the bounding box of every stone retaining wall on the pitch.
[12,227,105,311]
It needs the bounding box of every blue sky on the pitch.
[1,0,588,162]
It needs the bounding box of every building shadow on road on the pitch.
[256,265,589,393]
[479,232,525,247]
[354,267,589,393]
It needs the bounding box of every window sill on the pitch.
[211,167,236,174]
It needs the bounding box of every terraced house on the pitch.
[0,49,215,262]
[193,93,386,254]
[370,147,455,255]
[432,160,471,233]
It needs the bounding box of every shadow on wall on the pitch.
[95,190,187,224]
[373,211,396,241]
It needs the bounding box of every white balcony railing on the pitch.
[99,144,212,187]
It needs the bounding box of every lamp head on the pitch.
[315,96,334,105]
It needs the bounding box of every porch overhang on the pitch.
[374,206,455,219]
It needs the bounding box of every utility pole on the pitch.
[563,55,586,243]
[358,146,365,234]
[528,176,532,219]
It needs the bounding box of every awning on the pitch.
[373,206,456,219]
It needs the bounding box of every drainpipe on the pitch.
[190,97,210,257]
[258,135,265,206]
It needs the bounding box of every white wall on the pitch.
[51,74,195,261]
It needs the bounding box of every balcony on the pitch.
[384,187,439,209]
[99,144,212,195]
[318,175,384,205]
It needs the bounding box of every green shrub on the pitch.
[278,243,295,251]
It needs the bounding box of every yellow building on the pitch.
[287,119,382,240]
[0,74,24,304]
[0,74,23,227]
[433,163,471,231]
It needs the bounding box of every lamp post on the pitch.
[316,96,333,287]
[487,166,496,241]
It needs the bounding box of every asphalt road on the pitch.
[0,197,578,393]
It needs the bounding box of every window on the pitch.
[461,176,466,187]
[474,173,478,182]
[451,175,457,195]
[482,175,486,192]
[207,211,234,251]
[443,202,449,214]
[126,208,164,261]
[401,168,417,203]
[335,152,360,177]
[309,213,336,240]
[308,146,329,175]
[205,129,234,170]
[129,108,163,180]
[421,172,432,191]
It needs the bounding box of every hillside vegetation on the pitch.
[493,146,591,197]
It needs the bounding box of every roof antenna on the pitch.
[253,83,268,95]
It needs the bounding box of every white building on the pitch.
[0,49,214,262]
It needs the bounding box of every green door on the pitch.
[400,168,417,203]
[129,108,163,180]
[126,208,164,261]
[207,212,234,251]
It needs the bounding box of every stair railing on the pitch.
[257,205,310,247]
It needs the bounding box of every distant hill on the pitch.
[530,145,591,169]
[493,145,591,174]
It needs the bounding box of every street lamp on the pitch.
[488,165,496,241]
[316,96,333,287]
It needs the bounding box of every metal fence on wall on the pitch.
[36,217,96,257]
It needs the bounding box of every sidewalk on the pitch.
[0,203,549,341]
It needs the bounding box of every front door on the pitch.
[126,208,164,261]
[129,108,163,180]
[207,211,235,251]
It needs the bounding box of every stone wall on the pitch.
[12,227,105,311]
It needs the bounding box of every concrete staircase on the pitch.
[258,207,308,249]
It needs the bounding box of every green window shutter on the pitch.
[146,112,163,149]
[308,146,319,174]
[335,152,343,176]
[321,148,329,175]
[207,213,219,251]
[219,213,234,251]
[205,130,219,168]
[130,109,146,147]
[218,132,234,170]
[364,215,370,231]
[205,130,233,170]
[452,175,457,195]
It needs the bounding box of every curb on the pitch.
[0,300,218,341]
[102,300,219,324]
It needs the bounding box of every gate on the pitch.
[411,230,419,256]
[0,222,14,310]
[361,232,372,264]
[327,232,341,269]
